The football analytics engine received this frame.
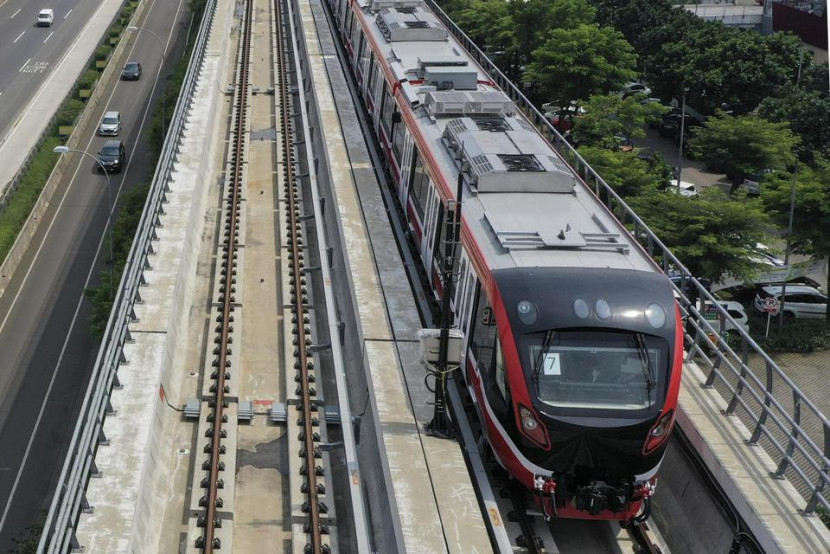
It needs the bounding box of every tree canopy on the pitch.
[626,188,772,281]
[688,112,799,188]
[577,147,669,197]
[761,159,830,318]
[571,94,666,148]
[525,23,637,108]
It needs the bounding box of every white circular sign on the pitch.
[764,296,780,314]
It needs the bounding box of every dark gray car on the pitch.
[98,140,125,173]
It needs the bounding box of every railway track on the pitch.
[191,0,331,550]
[195,0,254,549]
[274,0,329,549]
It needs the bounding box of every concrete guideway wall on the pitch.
[0,0,145,298]
[74,0,236,551]
[677,361,830,554]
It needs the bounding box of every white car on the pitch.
[753,285,828,319]
[751,243,785,267]
[98,111,122,136]
[673,180,697,197]
[706,300,749,334]
[37,8,54,27]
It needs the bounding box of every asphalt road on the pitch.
[0,0,191,547]
[0,0,104,139]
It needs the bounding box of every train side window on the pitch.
[366,55,377,100]
[494,338,508,403]
[455,258,468,314]
[392,117,407,165]
[345,10,354,38]
[469,287,497,380]
[409,150,430,218]
[381,89,395,137]
[356,36,365,83]
[433,202,448,269]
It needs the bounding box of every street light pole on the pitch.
[127,26,167,141]
[54,146,114,298]
[777,161,799,333]
[676,86,689,194]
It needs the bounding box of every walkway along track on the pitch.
[196,0,254,549]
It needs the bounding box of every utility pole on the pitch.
[426,170,463,439]
[675,86,690,193]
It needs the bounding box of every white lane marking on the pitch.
[13,31,24,43]
[64,8,72,19]
[10,8,21,18]
[43,31,54,44]
[18,58,30,72]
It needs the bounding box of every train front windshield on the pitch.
[522,330,669,413]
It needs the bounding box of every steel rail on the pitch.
[198,0,253,550]
[275,0,323,550]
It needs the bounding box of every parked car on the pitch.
[705,300,750,335]
[97,140,125,173]
[751,243,785,268]
[37,8,54,27]
[753,285,828,319]
[543,103,585,133]
[740,169,773,197]
[620,82,652,98]
[672,180,698,197]
[121,62,142,80]
[98,111,121,136]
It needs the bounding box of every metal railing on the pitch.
[36,0,217,551]
[425,0,830,516]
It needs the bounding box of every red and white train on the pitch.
[323,0,683,521]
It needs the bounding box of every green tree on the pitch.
[451,0,517,76]
[688,112,798,191]
[761,159,830,320]
[577,146,666,197]
[571,93,665,148]
[525,23,637,109]
[759,86,830,163]
[627,188,771,282]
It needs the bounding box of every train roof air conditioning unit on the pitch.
[442,117,575,193]
[424,91,515,118]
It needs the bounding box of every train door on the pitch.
[421,187,442,289]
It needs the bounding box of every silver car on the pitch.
[98,111,121,136]
[754,285,828,319]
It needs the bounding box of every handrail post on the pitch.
[747,360,775,445]
[771,392,802,479]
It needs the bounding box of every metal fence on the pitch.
[36,0,217,551]
[425,0,830,516]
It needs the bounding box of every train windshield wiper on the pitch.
[635,333,655,403]
[532,330,555,384]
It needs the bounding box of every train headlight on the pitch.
[645,302,667,329]
[642,410,675,455]
[595,298,612,320]
[519,406,538,430]
[573,298,590,319]
[517,300,538,325]
[518,404,549,449]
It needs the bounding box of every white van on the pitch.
[37,9,54,27]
